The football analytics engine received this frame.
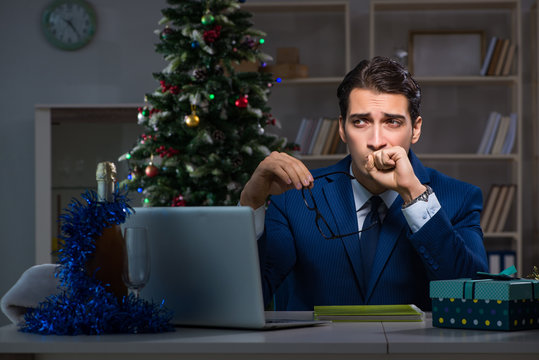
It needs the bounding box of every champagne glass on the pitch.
[122,227,151,299]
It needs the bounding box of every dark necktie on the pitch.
[361,196,382,291]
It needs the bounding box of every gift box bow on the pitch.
[463,266,539,300]
[430,266,539,301]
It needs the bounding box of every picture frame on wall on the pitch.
[408,30,485,76]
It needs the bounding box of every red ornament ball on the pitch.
[145,164,159,177]
[161,27,173,40]
[172,194,186,207]
[235,95,248,108]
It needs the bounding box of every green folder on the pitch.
[313,304,425,322]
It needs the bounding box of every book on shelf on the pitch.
[486,184,509,233]
[481,184,516,233]
[480,184,501,231]
[307,118,324,154]
[477,111,502,154]
[490,115,510,154]
[311,118,333,155]
[493,184,516,233]
[313,304,424,322]
[321,119,339,155]
[294,118,306,146]
[494,39,510,76]
[327,127,343,154]
[297,118,319,155]
[501,113,517,154]
[501,42,516,76]
[480,36,498,76]
[487,38,504,76]
[306,118,320,154]
[300,118,316,155]
[294,118,311,154]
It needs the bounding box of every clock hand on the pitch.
[61,18,81,39]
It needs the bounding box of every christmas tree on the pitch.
[120,0,290,207]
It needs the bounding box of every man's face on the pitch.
[339,88,422,184]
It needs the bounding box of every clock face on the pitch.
[42,0,96,51]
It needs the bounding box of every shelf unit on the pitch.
[242,1,351,165]
[242,1,351,72]
[533,2,539,273]
[370,0,523,273]
[35,105,142,264]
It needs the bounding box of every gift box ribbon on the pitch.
[462,266,538,300]
[475,265,518,280]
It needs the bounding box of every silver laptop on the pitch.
[122,206,327,329]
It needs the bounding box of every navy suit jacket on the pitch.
[258,151,488,310]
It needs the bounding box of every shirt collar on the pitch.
[349,164,399,210]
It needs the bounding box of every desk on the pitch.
[1,312,539,360]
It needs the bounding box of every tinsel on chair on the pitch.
[21,189,174,335]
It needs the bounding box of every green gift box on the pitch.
[430,270,539,331]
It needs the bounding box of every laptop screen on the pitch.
[122,206,268,328]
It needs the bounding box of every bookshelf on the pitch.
[370,0,523,273]
[242,1,351,167]
[34,105,142,264]
[533,1,539,276]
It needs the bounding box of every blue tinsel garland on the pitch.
[21,189,174,335]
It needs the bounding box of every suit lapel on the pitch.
[321,175,366,300]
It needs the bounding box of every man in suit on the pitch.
[240,56,488,310]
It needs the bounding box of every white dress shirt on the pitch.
[252,166,441,239]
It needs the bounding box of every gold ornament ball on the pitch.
[185,113,200,127]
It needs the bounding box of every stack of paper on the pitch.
[313,304,425,322]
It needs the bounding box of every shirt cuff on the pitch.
[253,205,266,239]
[402,192,441,233]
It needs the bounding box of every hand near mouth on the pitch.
[366,146,425,203]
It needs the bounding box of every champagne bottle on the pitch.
[86,161,127,300]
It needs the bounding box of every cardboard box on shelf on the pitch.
[262,64,308,79]
[277,47,300,64]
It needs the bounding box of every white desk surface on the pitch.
[1,312,539,360]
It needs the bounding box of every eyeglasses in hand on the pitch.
[301,171,379,240]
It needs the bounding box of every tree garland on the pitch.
[21,189,174,335]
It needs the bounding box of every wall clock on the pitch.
[42,0,97,51]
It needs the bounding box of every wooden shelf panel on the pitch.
[483,232,519,239]
[36,104,142,124]
[372,0,517,11]
[276,77,343,85]
[242,1,348,13]
[415,76,519,85]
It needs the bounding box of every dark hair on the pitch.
[337,56,421,124]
